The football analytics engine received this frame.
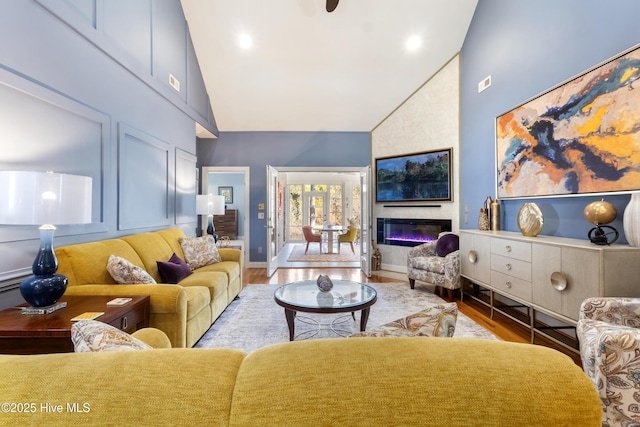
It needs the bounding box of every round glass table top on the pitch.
[274,280,377,311]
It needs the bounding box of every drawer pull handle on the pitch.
[550,272,568,291]
[505,245,512,252]
[468,251,477,264]
[121,316,128,330]
[505,281,512,288]
[505,263,512,271]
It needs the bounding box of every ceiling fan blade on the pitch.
[326,0,339,13]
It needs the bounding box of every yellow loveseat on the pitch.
[1,338,601,426]
[54,228,242,348]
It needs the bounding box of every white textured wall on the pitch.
[371,55,460,273]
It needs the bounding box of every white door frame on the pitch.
[271,166,365,269]
[201,166,250,267]
[266,165,279,277]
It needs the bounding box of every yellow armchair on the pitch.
[338,226,358,254]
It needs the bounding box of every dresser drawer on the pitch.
[491,238,531,262]
[491,254,531,282]
[491,270,532,301]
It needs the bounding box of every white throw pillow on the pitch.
[106,255,156,284]
[71,320,152,352]
[178,235,222,270]
[350,303,458,338]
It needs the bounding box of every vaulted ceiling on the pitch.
[181,0,477,133]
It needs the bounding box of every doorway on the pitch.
[267,167,366,272]
[200,166,249,265]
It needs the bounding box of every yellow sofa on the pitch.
[1,338,601,426]
[54,228,242,348]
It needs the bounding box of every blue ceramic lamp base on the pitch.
[21,226,68,308]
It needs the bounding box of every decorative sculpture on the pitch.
[583,199,618,245]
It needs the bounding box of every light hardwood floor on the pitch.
[243,266,581,364]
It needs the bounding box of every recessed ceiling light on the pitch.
[238,33,253,50]
[405,35,421,52]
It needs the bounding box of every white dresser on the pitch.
[460,230,640,350]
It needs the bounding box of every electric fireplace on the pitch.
[377,218,452,247]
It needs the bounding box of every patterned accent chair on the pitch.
[407,232,460,299]
[577,297,640,426]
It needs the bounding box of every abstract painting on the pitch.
[496,44,640,199]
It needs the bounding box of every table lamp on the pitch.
[196,194,225,241]
[0,171,92,308]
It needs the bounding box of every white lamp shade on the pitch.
[196,194,211,215]
[211,195,226,215]
[196,194,225,215]
[0,171,92,225]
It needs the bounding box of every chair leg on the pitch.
[409,278,415,289]
[305,242,310,254]
[350,242,355,254]
[447,288,454,300]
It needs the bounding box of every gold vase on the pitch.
[490,199,500,231]
[478,208,489,231]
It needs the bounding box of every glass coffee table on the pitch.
[274,280,377,341]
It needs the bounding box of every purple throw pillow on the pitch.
[156,253,192,284]
[435,234,459,257]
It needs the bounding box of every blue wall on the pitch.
[197,131,371,262]
[460,0,640,241]
[0,1,211,298]
[207,172,247,238]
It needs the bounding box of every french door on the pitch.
[266,165,279,277]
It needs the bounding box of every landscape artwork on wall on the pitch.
[375,148,452,202]
[496,44,640,199]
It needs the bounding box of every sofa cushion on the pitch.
[121,232,178,282]
[436,233,459,257]
[106,255,157,284]
[179,270,228,302]
[350,303,457,338]
[71,320,152,352]
[183,286,212,321]
[157,253,192,284]
[55,239,145,286]
[155,228,189,259]
[196,261,240,284]
[179,235,222,270]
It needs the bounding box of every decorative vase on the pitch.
[478,208,490,231]
[316,275,333,292]
[517,202,543,237]
[624,192,640,247]
[219,236,231,247]
[490,199,500,231]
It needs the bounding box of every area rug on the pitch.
[194,282,498,352]
[286,243,359,262]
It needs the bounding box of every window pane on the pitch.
[351,185,361,224]
[329,184,343,225]
[288,185,303,240]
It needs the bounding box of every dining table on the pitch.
[314,225,345,254]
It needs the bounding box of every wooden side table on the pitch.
[0,295,150,354]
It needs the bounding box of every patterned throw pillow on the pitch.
[156,253,192,284]
[349,303,458,338]
[178,235,222,270]
[71,320,152,352]
[106,255,156,284]
[436,233,459,257]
